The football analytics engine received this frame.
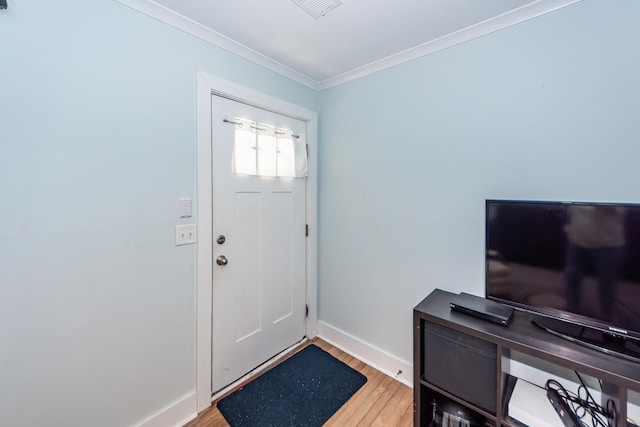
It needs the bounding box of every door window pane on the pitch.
[233,123,257,175]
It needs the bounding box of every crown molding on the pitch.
[114,0,321,90]
[114,0,582,92]
[317,0,583,89]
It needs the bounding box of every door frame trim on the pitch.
[195,71,318,412]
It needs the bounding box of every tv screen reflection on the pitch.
[486,200,640,337]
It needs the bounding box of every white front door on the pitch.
[210,95,307,392]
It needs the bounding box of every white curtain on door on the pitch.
[232,118,307,178]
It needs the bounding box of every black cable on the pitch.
[575,371,618,427]
[545,378,612,427]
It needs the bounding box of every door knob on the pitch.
[216,235,226,244]
[216,255,228,266]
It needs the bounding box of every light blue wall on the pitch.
[0,1,316,426]
[318,0,640,365]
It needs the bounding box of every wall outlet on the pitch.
[176,224,197,245]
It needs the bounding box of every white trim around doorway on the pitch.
[195,71,318,412]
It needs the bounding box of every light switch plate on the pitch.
[176,224,197,245]
[179,198,192,218]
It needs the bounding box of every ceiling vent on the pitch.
[291,0,343,19]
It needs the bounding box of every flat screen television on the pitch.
[485,199,640,360]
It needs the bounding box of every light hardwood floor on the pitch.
[185,339,413,426]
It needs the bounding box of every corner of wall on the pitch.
[317,320,412,388]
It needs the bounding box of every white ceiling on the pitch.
[118,0,581,89]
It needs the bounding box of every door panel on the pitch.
[234,191,262,341]
[271,192,295,324]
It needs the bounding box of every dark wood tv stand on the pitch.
[413,289,640,426]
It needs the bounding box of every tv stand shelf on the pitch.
[413,289,640,426]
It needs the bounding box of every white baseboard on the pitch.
[317,320,412,388]
[136,391,198,427]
